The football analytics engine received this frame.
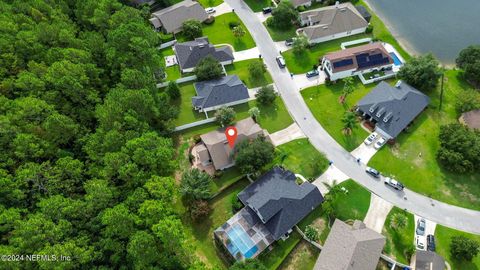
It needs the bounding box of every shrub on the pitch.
[297,5,306,12]
[166,81,180,100]
[190,200,211,221]
[456,89,480,114]
[204,16,215,25]
[450,236,480,261]
[305,225,319,241]
[228,21,240,29]
[366,25,374,34]
[214,106,236,127]
[255,85,276,105]
[248,61,266,79]
[182,19,202,40]
[231,193,243,213]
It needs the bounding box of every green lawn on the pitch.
[301,78,375,151]
[368,71,480,210]
[259,231,302,270]
[272,139,329,180]
[198,0,223,8]
[203,12,256,51]
[277,240,319,270]
[185,178,250,269]
[173,83,206,126]
[211,167,244,194]
[225,59,273,88]
[435,225,480,270]
[282,33,372,74]
[264,22,297,42]
[297,206,330,245]
[333,180,371,221]
[382,207,415,264]
[243,0,272,12]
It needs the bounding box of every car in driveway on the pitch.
[427,234,436,251]
[374,137,387,149]
[416,218,426,236]
[384,177,404,191]
[364,132,378,145]
[284,38,297,46]
[306,69,319,78]
[262,7,272,14]
[276,56,286,68]
[416,235,425,250]
[365,167,380,178]
[205,7,215,14]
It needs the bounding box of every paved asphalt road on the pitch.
[225,0,480,235]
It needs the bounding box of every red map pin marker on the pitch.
[225,126,238,148]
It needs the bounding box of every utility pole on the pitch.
[439,68,445,111]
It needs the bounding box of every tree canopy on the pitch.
[234,136,275,175]
[0,0,199,268]
[194,56,224,81]
[398,54,441,92]
[457,46,480,87]
[270,1,298,29]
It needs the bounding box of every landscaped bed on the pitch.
[225,59,273,88]
[368,71,480,210]
[435,225,480,270]
[301,78,376,151]
[382,207,415,264]
[272,138,329,180]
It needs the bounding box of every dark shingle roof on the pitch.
[355,5,371,22]
[174,37,234,70]
[238,167,324,240]
[356,81,430,138]
[192,75,249,110]
[415,251,445,270]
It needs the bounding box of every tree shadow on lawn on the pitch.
[257,101,279,120]
[233,39,247,51]
[290,51,314,72]
[248,74,269,88]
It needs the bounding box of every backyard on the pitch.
[368,71,480,210]
[272,138,329,180]
[382,207,415,264]
[225,59,273,88]
[301,78,376,151]
[277,240,319,270]
[435,225,480,270]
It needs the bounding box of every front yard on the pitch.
[272,138,329,180]
[382,207,415,264]
[198,0,223,8]
[368,71,480,210]
[202,12,256,51]
[301,78,375,151]
[225,59,273,88]
[243,0,272,12]
[264,22,297,42]
[435,225,480,270]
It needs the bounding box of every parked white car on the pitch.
[364,132,378,145]
[416,235,426,250]
[374,137,387,149]
[205,7,215,14]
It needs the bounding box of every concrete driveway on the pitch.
[351,142,379,164]
[212,3,232,17]
[293,71,326,91]
[312,165,349,195]
[414,215,437,251]
[275,41,290,52]
[233,47,260,61]
[364,194,393,233]
[255,11,271,23]
[269,123,306,146]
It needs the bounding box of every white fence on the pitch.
[340,38,373,49]
[157,75,197,88]
[174,117,217,131]
[358,72,396,85]
[158,40,177,49]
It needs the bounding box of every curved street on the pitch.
[225,0,480,235]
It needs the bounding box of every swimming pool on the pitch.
[226,224,258,259]
[389,52,402,66]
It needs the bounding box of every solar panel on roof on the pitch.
[333,59,354,68]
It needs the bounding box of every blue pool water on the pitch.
[389,52,402,66]
[226,224,258,258]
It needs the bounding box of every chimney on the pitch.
[395,80,402,88]
[335,1,339,8]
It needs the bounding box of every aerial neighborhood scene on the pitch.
[1,0,480,269]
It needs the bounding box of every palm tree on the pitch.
[342,111,357,135]
[390,212,408,229]
[323,180,340,200]
[248,106,260,121]
[340,77,355,104]
[232,26,246,39]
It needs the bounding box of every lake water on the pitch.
[366,0,480,65]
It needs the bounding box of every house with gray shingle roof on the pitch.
[356,80,430,139]
[149,0,208,33]
[192,75,249,113]
[297,2,369,44]
[214,167,323,261]
[314,219,386,270]
[412,251,446,270]
[174,37,234,72]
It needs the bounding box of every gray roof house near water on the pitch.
[192,75,249,113]
[356,80,430,139]
[314,219,386,270]
[297,2,368,44]
[149,0,208,33]
[214,167,323,261]
[412,251,446,270]
[174,37,234,72]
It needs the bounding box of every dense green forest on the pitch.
[0,0,204,269]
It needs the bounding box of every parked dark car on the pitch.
[365,167,380,178]
[427,234,436,251]
[306,69,319,78]
[285,38,297,46]
[276,56,286,68]
[262,7,272,14]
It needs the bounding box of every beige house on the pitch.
[149,0,208,33]
[314,219,386,270]
[192,118,270,172]
[297,2,368,44]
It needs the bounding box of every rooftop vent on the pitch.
[335,1,339,7]
[340,7,347,11]
[198,44,205,48]
[383,111,393,122]
[395,80,402,88]
[369,103,378,113]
